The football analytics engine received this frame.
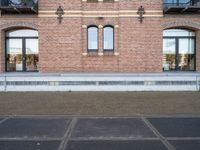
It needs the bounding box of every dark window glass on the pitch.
[88,26,98,51]
[87,0,98,3]
[164,0,190,4]
[103,26,114,51]
[103,0,114,2]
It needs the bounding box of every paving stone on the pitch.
[72,118,156,138]
[66,140,168,150]
[0,118,4,122]
[0,118,71,138]
[0,141,61,150]
[169,140,200,150]
[148,118,200,137]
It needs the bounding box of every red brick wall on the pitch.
[0,30,5,72]
[196,30,200,71]
[39,0,82,10]
[119,0,162,10]
[162,16,200,72]
[82,17,119,72]
[0,17,38,72]
[39,18,83,72]
[0,0,200,73]
[82,1,119,11]
[118,17,162,72]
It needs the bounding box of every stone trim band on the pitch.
[38,10,163,18]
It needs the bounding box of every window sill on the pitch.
[82,51,119,56]
[83,50,98,56]
[103,50,114,56]
[104,50,119,56]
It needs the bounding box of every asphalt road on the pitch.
[0,115,200,150]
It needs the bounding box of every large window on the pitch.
[164,0,191,5]
[87,26,98,51]
[6,29,39,72]
[163,29,195,71]
[103,25,114,51]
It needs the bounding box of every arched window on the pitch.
[6,29,39,72]
[87,25,98,51]
[163,29,196,71]
[103,25,114,51]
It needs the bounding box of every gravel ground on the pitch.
[0,92,199,115]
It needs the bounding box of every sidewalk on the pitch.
[0,92,199,115]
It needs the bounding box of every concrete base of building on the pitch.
[0,72,200,91]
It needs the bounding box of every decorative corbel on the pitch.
[137,6,145,23]
[56,5,64,24]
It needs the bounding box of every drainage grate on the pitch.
[6,81,96,86]
[198,77,200,91]
[99,81,196,86]
[6,81,49,86]
[154,81,197,85]
[99,81,144,85]
[58,81,96,86]
[4,80,197,86]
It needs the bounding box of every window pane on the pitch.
[163,38,176,71]
[165,0,191,3]
[163,29,195,37]
[11,0,21,4]
[88,27,98,50]
[178,38,195,71]
[163,29,196,71]
[6,39,23,71]
[104,27,114,50]
[6,29,38,37]
[26,39,39,71]
[164,0,178,3]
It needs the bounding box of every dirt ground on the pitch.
[0,92,199,115]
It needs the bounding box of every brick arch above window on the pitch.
[87,25,98,28]
[102,22,115,27]
[103,24,114,28]
[0,22,39,31]
[162,20,200,30]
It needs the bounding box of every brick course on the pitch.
[0,0,199,73]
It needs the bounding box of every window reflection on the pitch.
[164,0,191,5]
[6,29,38,37]
[103,26,114,50]
[88,26,98,50]
[6,39,23,71]
[163,39,176,71]
[163,29,195,37]
[178,38,195,71]
[163,29,195,71]
[6,29,39,72]
[26,39,39,71]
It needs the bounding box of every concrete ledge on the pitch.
[0,72,200,91]
[0,72,200,77]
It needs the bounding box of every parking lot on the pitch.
[0,115,200,150]
[0,92,200,149]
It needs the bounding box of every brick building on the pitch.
[0,0,199,91]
